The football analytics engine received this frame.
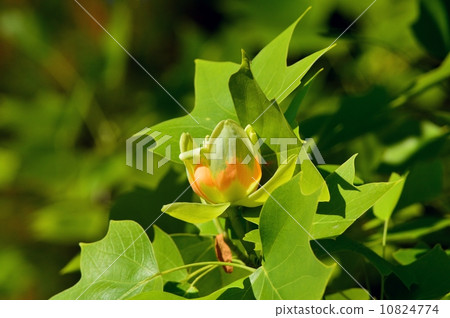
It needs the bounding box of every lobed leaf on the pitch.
[52,221,163,300]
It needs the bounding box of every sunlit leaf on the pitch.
[52,221,163,300]
[162,202,230,224]
[152,226,187,283]
[373,172,407,221]
[250,170,333,299]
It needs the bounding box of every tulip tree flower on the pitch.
[162,119,297,224]
[179,119,262,204]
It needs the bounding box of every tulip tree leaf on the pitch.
[243,229,262,252]
[128,291,186,300]
[198,276,254,300]
[250,167,333,299]
[411,0,450,59]
[313,236,394,276]
[162,202,230,224]
[60,253,80,275]
[325,288,371,300]
[386,245,450,299]
[284,68,323,128]
[229,51,297,144]
[251,7,334,103]
[150,60,240,163]
[52,221,163,300]
[152,226,187,283]
[391,53,450,107]
[373,172,407,221]
[149,8,331,163]
[311,155,399,239]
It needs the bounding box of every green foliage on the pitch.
[1,0,449,301]
[52,221,163,300]
[152,226,187,283]
[250,165,333,299]
[312,155,399,239]
[150,60,240,163]
[162,202,230,224]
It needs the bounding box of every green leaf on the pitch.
[300,158,330,202]
[60,254,80,275]
[392,243,432,266]
[171,234,250,297]
[198,276,254,300]
[128,291,186,300]
[411,0,450,59]
[51,221,163,300]
[251,7,334,103]
[243,229,262,252]
[325,288,371,300]
[312,155,398,239]
[391,53,450,107]
[370,217,450,243]
[373,172,407,221]
[397,159,443,210]
[152,226,187,283]
[229,50,297,144]
[250,172,333,299]
[284,68,323,128]
[386,245,450,299]
[313,236,394,276]
[149,10,333,163]
[150,61,240,163]
[162,202,230,224]
[195,218,225,236]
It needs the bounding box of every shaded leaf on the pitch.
[198,276,255,300]
[312,155,398,239]
[60,254,80,275]
[243,229,262,252]
[284,68,323,128]
[325,288,370,300]
[411,0,450,59]
[386,245,450,299]
[313,236,394,276]
[229,51,297,145]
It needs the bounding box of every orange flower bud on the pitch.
[179,120,262,204]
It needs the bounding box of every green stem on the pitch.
[226,207,257,264]
[157,261,255,277]
[119,261,255,300]
[183,265,217,297]
[380,218,389,300]
[183,265,213,282]
[214,217,254,267]
[227,207,247,240]
[213,217,225,234]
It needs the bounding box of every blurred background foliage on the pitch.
[0,0,449,299]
